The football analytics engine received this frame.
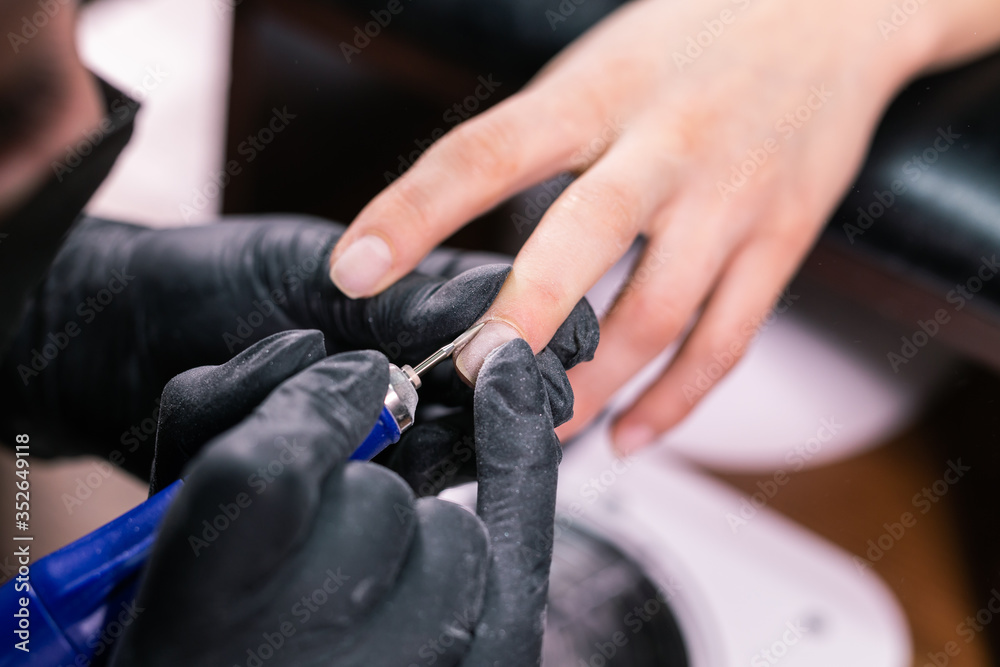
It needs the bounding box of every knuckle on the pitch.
[520,270,569,315]
[381,177,435,236]
[620,289,686,349]
[767,213,818,249]
[690,328,743,365]
[656,108,710,159]
[562,179,641,241]
[438,111,521,183]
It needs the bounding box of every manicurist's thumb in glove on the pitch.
[109,332,563,667]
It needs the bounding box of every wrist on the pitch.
[881,0,1000,76]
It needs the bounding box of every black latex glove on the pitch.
[0,214,598,482]
[110,331,562,667]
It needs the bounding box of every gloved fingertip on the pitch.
[224,349,390,470]
[547,298,600,370]
[442,263,512,302]
[160,329,327,406]
[535,348,574,427]
[150,330,330,494]
[473,337,562,469]
[474,337,546,416]
[274,350,390,430]
[228,330,330,382]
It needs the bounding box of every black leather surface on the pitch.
[825,50,1000,315]
[321,0,626,83]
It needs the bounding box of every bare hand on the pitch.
[329,0,1000,453]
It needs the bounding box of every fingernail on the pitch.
[454,321,521,386]
[329,235,392,298]
[613,424,655,455]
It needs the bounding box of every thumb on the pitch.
[466,338,561,666]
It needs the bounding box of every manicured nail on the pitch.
[613,424,655,455]
[329,235,392,298]
[454,321,521,386]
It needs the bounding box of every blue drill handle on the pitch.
[0,481,184,666]
[349,405,403,461]
[0,408,402,666]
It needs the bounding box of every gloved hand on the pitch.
[109,330,564,667]
[0,215,598,481]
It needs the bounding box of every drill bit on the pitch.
[407,322,486,385]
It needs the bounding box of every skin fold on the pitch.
[327,0,1000,453]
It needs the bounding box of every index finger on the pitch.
[327,88,605,298]
[465,338,561,666]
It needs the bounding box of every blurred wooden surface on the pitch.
[720,428,992,667]
[0,449,147,580]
